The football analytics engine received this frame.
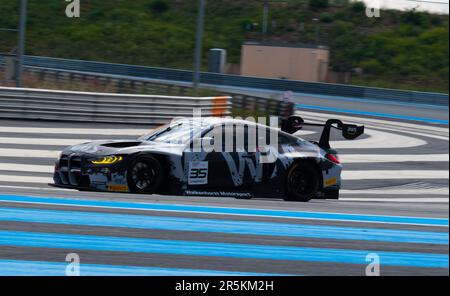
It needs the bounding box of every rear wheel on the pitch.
[127,155,164,194]
[285,161,320,202]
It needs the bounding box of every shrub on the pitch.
[360,60,384,75]
[401,10,427,26]
[320,12,334,23]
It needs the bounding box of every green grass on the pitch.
[0,0,448,93]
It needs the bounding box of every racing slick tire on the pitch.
[127,155,164,194]
[285,161,320,202]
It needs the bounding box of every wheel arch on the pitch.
[287,157,324,190]
[125,152,170,194]
[127,152,170,169]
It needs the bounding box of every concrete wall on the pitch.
[241,44,329,82]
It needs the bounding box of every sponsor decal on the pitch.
[107,184,129,192]
[188,161,209,185]
[223,153,263,186]
[185,190,252,199]
[325,177,337,187]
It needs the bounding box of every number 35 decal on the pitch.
[190,168,208,179]
[188,161,209,185]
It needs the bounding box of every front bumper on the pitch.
[53,153,129,192]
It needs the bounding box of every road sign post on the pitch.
[16,0,28,87]
[193,0,205,93]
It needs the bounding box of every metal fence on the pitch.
[1,55,447,106]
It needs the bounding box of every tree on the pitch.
[350,1,366,13]
[309,0,329,10]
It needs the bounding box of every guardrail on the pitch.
[1,55,448,106]
[2,66,295,121]
[0,86,232,125]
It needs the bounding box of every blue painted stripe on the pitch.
[204,84,448,109]
[0,207,447,245]
[0,259,290,276]
[0,230,447,268]
[292,90,448,110]
[296,104,449,125]
[0,195,447,227]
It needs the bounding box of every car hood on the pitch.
[64,140,186,156]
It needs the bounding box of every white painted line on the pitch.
[340,197,449,203]
[0,175,53,184]
[0,137,92,146]
[342,170,449,180]
[0,163,53,173]
[376,127,449,141]
[330,128,427,149]
[340,154,449,163]
[0,126,152,136]
[0,185,70,191]
[0,148,59,158]
[341,188,449,195]
[298,110,449,135]
[299,113,449,141]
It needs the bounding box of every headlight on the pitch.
[90,155,123,165]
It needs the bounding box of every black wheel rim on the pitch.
[131,161,156,190]
[288,168,315,195]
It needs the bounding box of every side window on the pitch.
[201,124,292,153]
[201,124,238,152]
[279,134,292,145]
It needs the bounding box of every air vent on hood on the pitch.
[101,142,143,148]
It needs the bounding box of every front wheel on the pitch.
[285,161,320,202]
[127,155,164,194]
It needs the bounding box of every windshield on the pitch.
[140,121,207,144]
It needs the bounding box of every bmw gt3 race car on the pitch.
[51,116,364,202]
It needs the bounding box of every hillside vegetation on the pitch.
[0,0,448,92]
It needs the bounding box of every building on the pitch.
[356,0,449,15]
[240,42,329,82]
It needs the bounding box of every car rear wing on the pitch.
[281,116,365,150]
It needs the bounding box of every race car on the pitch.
[50,116,364,202]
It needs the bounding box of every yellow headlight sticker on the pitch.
[91,155,123,165]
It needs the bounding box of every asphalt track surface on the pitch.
[0,100,448,276]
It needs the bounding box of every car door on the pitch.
[184,123,259,191]
[183,124,229,190]
[216,123,261,190]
